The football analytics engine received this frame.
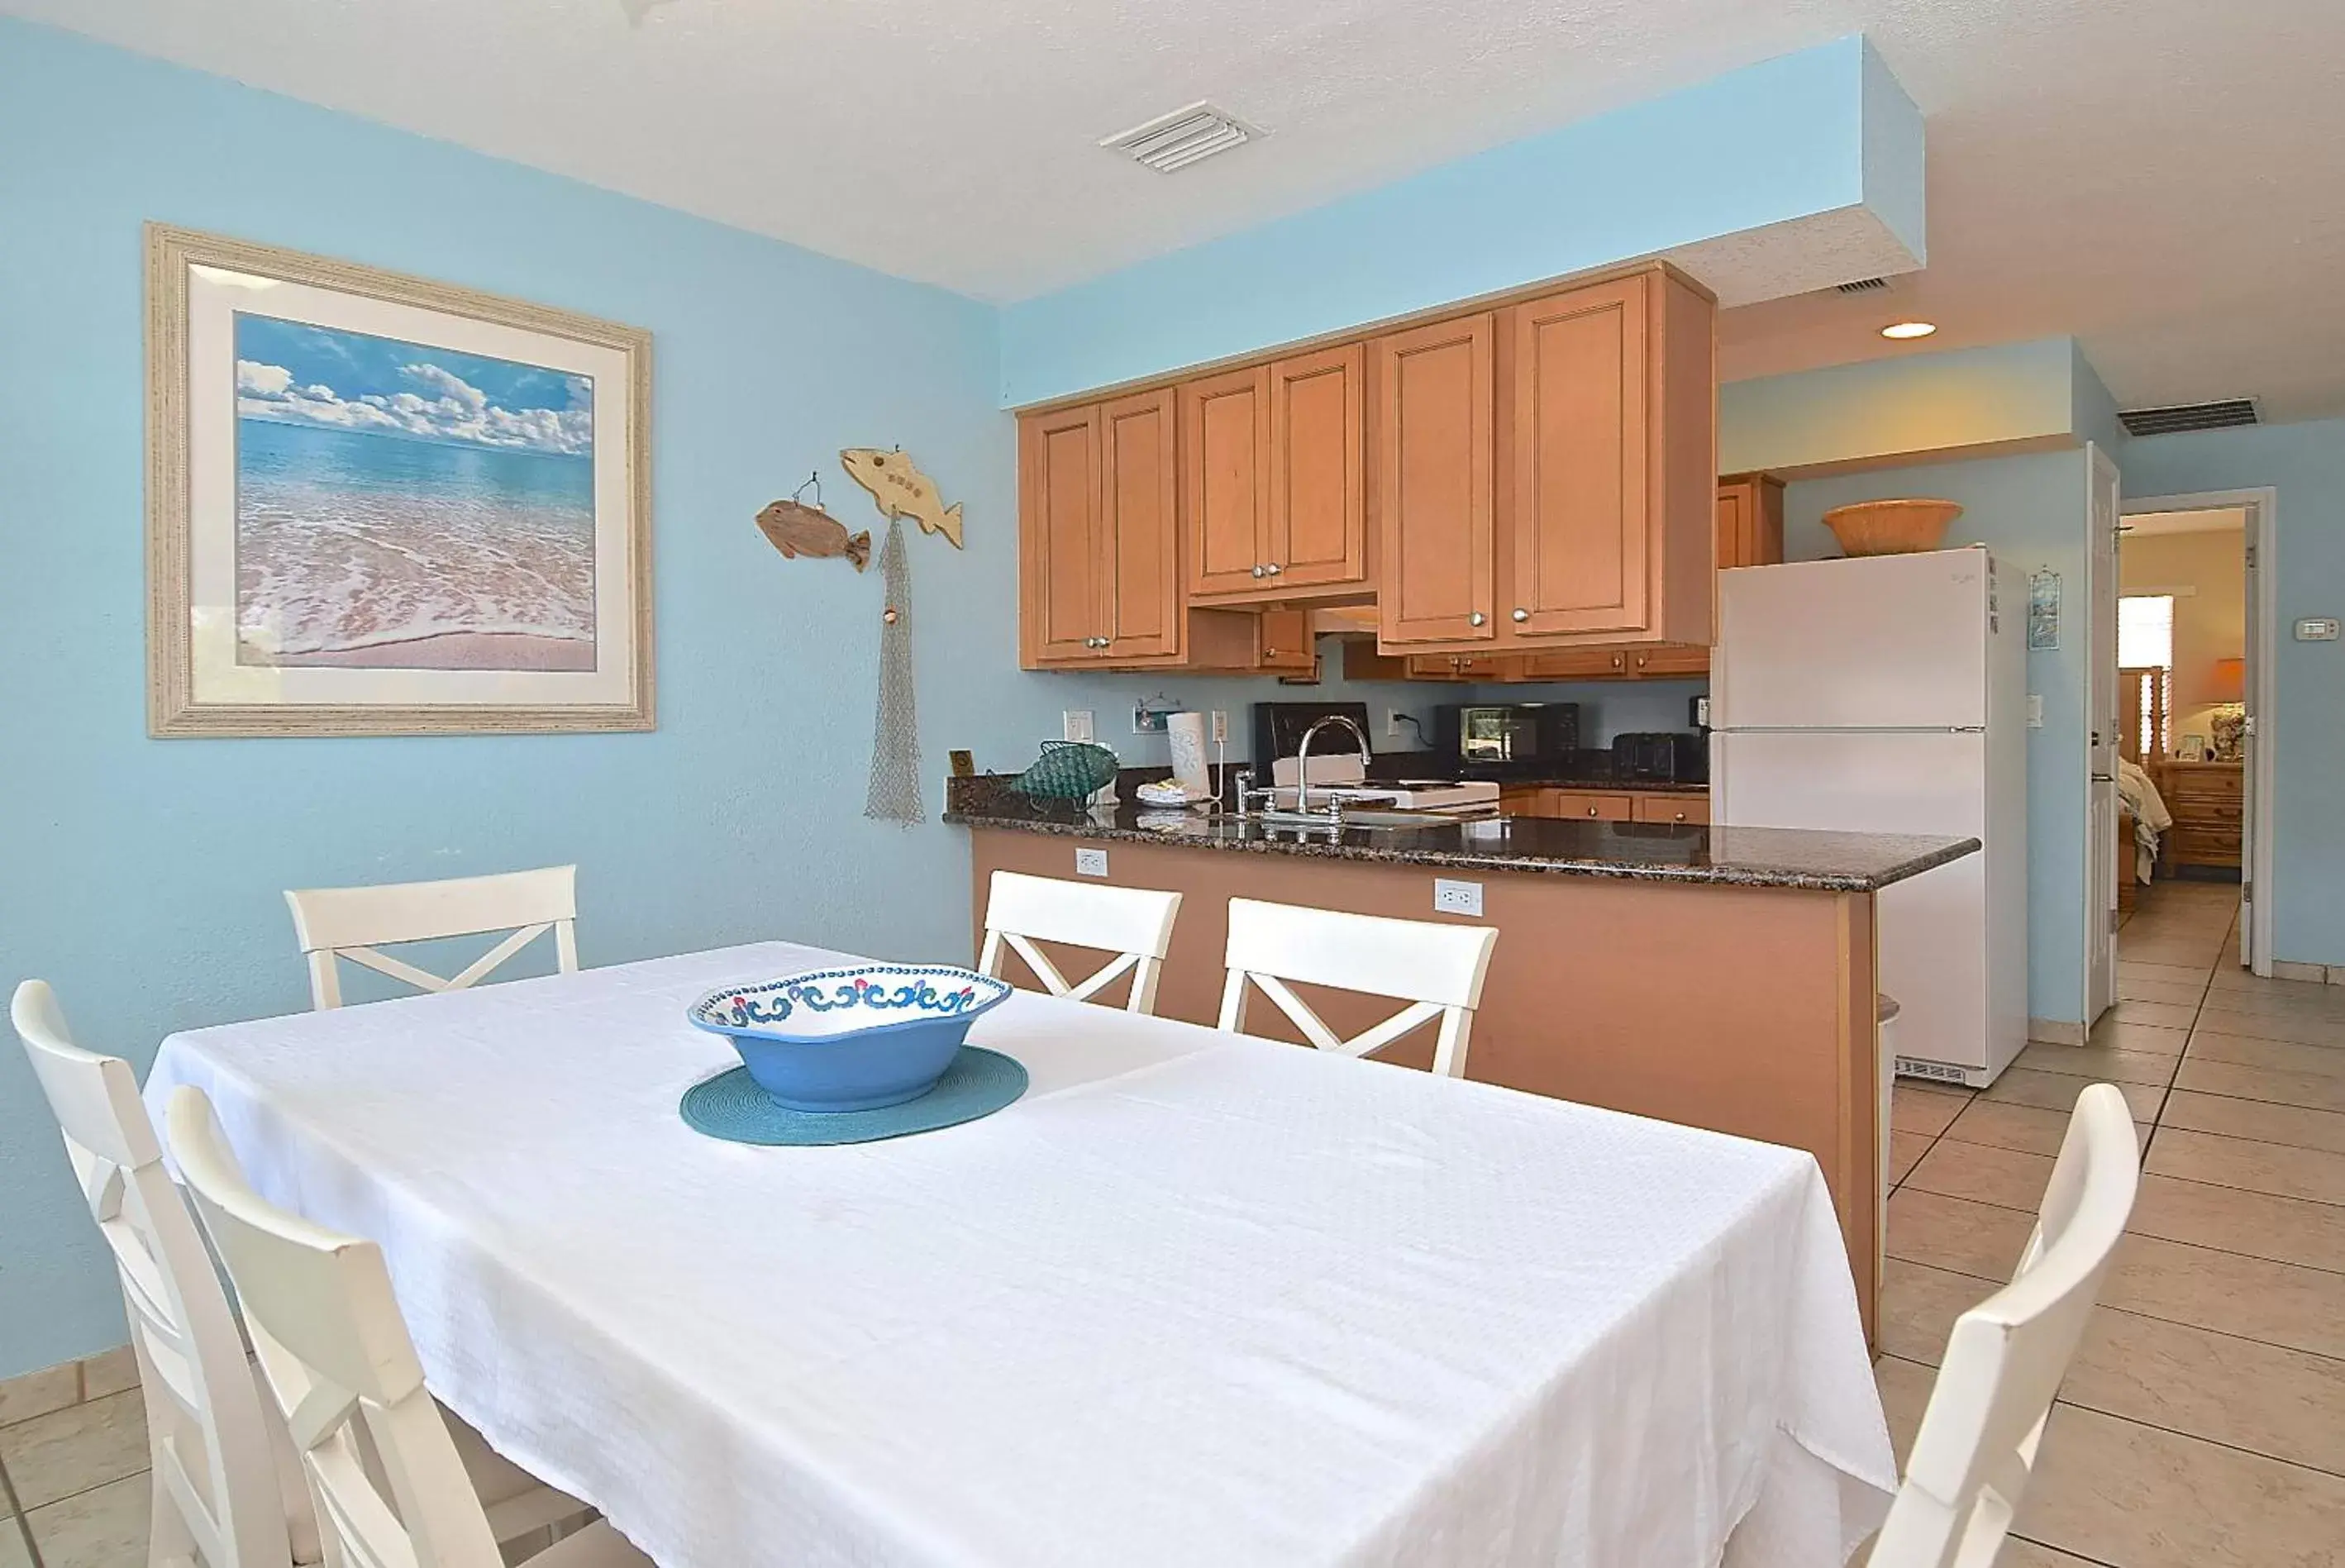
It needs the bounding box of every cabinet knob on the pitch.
[1468,612,1487,627]
[1610,654,1625,669]
[1673,811,1687,822]
[1634,653,1649,669]
[1250,565,1266,579]
[1512,608,1529,623]
[1265,563,1283,576]
[1586,805,1599,817]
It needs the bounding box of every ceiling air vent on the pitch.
[2118,399,2260,437]
[1835,277,1890,294]
[1101,102,1260,173]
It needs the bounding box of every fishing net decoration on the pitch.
[865,517,924,823]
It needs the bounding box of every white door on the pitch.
[1715,552,1990,730]
[2086,445,2120,1024]
[1713,729,1991,1072]
[2240,512,2260,970]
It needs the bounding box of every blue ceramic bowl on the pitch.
[686,964,1013,1113]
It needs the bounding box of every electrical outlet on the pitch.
[1209,709,1229,745]
[1074,847,1109,878]
[2026,694,2043,728]
[2298,617,2341,641]
[1385,708,1408,738]
[1062,709,1094,743]
[1432,878,1483,917]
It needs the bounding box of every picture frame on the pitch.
[146,224,653,736]
[2176,733,2209,761]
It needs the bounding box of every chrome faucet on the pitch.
[1293,714,1373,818]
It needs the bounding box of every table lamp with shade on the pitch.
[2209,656,2246,758]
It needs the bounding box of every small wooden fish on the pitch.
[755,498,870,571]
[840,447,964,549]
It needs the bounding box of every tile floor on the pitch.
[7,879,2339,1566]
[1884,878,2345,1565]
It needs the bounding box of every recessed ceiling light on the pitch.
[1880,321,1937,340]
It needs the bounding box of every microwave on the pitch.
[1433,703,1579,779]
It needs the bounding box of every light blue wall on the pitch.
[0,20,1435,1380]
[1784,453,2092,1025]
[999,36,1924,407]
[1719,337,2085,474]
[2123,419,2345,966]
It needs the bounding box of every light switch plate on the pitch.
[1432,878,1483,917]
[2026,694,2044,728]
[1075,847,1108,877]
[1062,709,1094,743]
[2297,617,2341,641]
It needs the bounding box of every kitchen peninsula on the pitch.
[948,781,1980,1339]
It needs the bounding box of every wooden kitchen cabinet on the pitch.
[1375,313,1495,646]
[1182,346,1366,603]
[1180,367,1270,598]
[1632,794,1709,826]
[1404,652,1513,680]
[1020,389,1216,669]
[1717,472,1785,572]
[1545,790,1636,822]
[1254,608,1317,672]
[1018,403,1106,664]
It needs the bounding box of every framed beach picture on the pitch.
[146,225,652,736]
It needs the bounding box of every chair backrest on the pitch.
[10,981,294,1568]
[1215,898,1499,1078]
[1870,1082,2141,1568]
[977,870,1184,1015]
[285,865,579,1010]
[166,1086,509,1568]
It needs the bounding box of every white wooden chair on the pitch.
[12,979,293,1568]
[977,870,1184,1014]
[165,1085,651,1568]
[10,981,592,1567]
[1869,1083,2141,1567]
[1215,898,1499,1078]
[285,865,579,1010]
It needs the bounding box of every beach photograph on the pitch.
[232,314,599,671]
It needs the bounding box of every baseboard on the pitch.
[0,1342,137,1429]
[2271,960,2345,986]
[2028,1017,2087,1045]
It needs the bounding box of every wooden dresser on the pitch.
[2156,760,2244,870]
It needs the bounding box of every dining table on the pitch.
[143,941,1899,1568]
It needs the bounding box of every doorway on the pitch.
[2108,488,2276,984]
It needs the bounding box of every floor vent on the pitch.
[1100,102,1260,173]
[2119,398,2260,437]
[1895,1056,1971,1086]
[1835,277,1890,294]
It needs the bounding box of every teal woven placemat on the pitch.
[679,1046,1028,1147]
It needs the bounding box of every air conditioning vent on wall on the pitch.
[1835,277,1890,294]
[1100,102,1261,173]
[2118,398,2260,437]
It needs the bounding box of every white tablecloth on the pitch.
[145,942,1895,1568]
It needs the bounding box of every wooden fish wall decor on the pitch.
[840,447,964,549]
[755,474,870,571]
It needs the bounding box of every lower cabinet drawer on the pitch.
[1632,794,1709,825]
[1547,791,1634,822]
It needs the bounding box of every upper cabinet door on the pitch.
[1375,314,1495,646]
[1267,344,1366,589]
[1507,275,1650,637]
[1018,405,1104,666]
[1181,367,1270,598]
[1099,388,1182,660]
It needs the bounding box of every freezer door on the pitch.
[1716,550,1993,730]
[1713,729,1991,1072]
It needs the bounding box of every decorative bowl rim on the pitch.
[686,963,1011,1046]
[1819,496,1965,519]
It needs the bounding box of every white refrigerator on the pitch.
[1710,547,2028,1085]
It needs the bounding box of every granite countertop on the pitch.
[944,782,1976,893]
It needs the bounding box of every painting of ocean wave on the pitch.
[234,315,598,672]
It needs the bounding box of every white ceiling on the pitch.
[17,0,2345,419]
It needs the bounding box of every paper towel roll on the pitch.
[1166,712,1213,798]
